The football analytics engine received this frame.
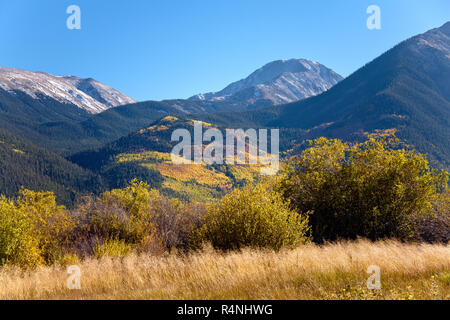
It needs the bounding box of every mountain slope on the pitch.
[190,59,343,109]
[0,67,138,153]
[0,129,102,206]
[0,86,95,152]
[0,67,135,113]
[69,116,266,202]
[203,22,450,167]
[0,59,340,155]
[61,76,136,109]
[33,100,185,155]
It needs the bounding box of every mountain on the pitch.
[60,76,136,109]
[0,85,94,153]
[0,128,103,206]
[0,67,138,154]
[69,116,265,202]
[4,22,449,205]
[0,67,135,114]
[0,59,341,155]
[189,59,343,109]
[34,100,184,155]
[200,22,450,167]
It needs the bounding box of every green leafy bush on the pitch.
[200,182,311,250]
[277,137,449,242]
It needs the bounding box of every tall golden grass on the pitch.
[0,240,449,300]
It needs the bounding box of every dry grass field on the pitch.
[0,240,449,300]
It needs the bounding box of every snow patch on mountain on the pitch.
[0,67,135,114]
[190,59,343,106]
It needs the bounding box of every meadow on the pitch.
[0,137,448,300]
[0,240,448,300]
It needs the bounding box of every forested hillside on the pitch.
[0,129,102,206]
[69,116,265,201]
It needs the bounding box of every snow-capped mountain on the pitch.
[0,67,135,114]
[190,59,343,106]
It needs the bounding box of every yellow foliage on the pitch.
[279,137,449,241]
[200,182,311,250]
[116,151,172,164]
[0,189,74,268]
[94,238,132,259]
[12,148,25,155]
[157,163,231,186]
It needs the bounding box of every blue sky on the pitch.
[0,0,449,101]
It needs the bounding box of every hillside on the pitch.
[198,22,450,167]
[0,59,341,155]
[69,116,266,202]
[0,94,185,155]
[0,68,138,154]
[0,129,102,206]
[271,22,450,166]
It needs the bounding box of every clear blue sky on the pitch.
[0,0,449,101]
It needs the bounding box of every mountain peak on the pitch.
[263,23,450,167]
[189,58,343,107]
[438,21,450,36]
[0,67,135,113]
[409,21,450,57]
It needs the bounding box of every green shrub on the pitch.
[200,182,311,250]
[277,137,449,242]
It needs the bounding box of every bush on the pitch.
[94,238,132,258]
[277,137,449,242]
[71,179,206,256]
[71,180,159,256]
[412,190,450,243]
[151,199,207,251]
[0,189,74,268]
[200,182,311,250]
[0,197,42,268]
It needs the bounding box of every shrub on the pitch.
[0,189,74,268]
[0,197,42,268]
[200,182,311,250]
[94,238,132,258]
[71,179,206,256]
[277,137,449,242]
[150,197,207,251]
[15,189,74,264]
[70,197,135,256]
[412,190,450,243]
[70,180,159,256]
